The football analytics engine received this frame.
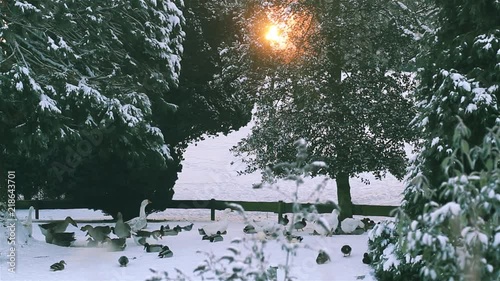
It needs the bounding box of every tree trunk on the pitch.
[336,172,353,221]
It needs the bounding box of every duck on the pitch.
[180,223,194,231]
[285,233,303,243]
[21,206,35,237]
[243,224,257,234]
[39,216,78,237]
[279,214,289,226]
[341,245,352,257]
[316,250,330,264]
[362,253,371,264]
[361,218,376,230]
[46,232,76,247]
[144,243,164,253]
[105,237,127,251]
[151,226,164,239]
[286,235,303,243]
[80,225,111,243]
[161,227,179,236]
[158,246,173,258]
[211,234,224,242]
[340,218,365,234]
[293,218,307,231]
[173,225,182,233]
[132,230,153,246]
[125,199,152,232]
[118,256,129,267]
[50,260,66,271]
[201,208,231,236]
[113,212,131,239]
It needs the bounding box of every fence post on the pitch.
[277,200,284,223]
[34,200,40,219]
[210,198,216,221]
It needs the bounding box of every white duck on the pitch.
[313,209,340,236]
[201,208,231,236]
[126,199,151,232]
[21,206,35,237]
[340,217,365,234]
[251,219,284,234]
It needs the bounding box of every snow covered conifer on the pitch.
[1,0,185,216]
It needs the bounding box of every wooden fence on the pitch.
[16,199,397,221]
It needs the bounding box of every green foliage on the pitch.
[229,0,422,218]
[402,0,499,219]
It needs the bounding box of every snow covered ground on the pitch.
[1,124,406,280]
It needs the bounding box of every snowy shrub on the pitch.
[368,220,421,281]
[370,122,500,281]
[402,123,499,281]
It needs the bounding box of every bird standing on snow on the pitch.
[21,206,35,237]
[316,250,330,264]
[39,216,78,237]
[313,209,340,236]
[341,245,352,257]
[50,260,66,271]
[105,237,127,251]
[113,212,132,239]
[279,214,289,226]
[125,199,152,232]
[46,232,76,247]
[293,218,307,231]
[180,223,194,231]
[158,246,174,258]
[362,253,371,264]
[118,256,129,267]
[81,225,111,243]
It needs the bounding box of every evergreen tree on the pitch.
[230,0,422,219]
[1,0,185,217]
[369,1,499,280]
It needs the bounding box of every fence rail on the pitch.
[16,199,398,221]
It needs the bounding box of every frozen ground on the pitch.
[1,124,406,280]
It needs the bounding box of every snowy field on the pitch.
[1,124,406,281]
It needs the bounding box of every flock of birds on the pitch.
[19,199,376,272]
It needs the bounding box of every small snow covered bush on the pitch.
[370,123,500,281]
[368,220,421,281]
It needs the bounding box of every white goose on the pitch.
[201,208,231,236]
[313,209,340,236]
[340,217,365,234]
[21,206,35,237]
[126,199,151,232]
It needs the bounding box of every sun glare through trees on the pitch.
[259,5,315,63]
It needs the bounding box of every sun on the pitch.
[265,24,288,50]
